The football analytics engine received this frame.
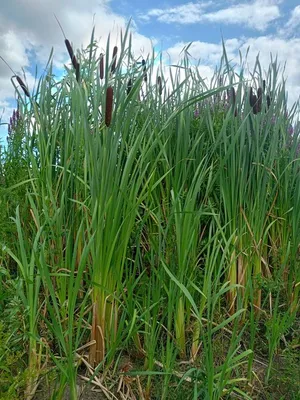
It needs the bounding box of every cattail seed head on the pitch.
[267,95,271,109]
[99,53,104,80]
[249,87,256,107]
[65,39,74,60]
[71,55,78,70]
[230,87,236,106]
[65,39,78,69]
[111,46,118,74]
[142,59,147,82]
[76,63,80,82]
[16,76,30,97]
[257,87,263,113]
[157,76,162,95]
[105,86,113,127]
[262,80,266,92]
[252,94,258,114]
[127,78,132,95]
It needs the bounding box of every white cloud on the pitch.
[203,0,280,31]
[279,5,300,38]
[143,0,281,31]
[143,1,212,24]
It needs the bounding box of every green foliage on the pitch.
[0,24,299,399]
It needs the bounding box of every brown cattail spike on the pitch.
[249,87,255,107]
[252,94,258,114]
[65,39,74,60]
[157,76,162,95]
[267,95,271,109]
[105,86,113,127]
[127,79,132,95]
[142,59,147,82]
[76,63,80,82]
[99,53,104,80]
[262,80,266,92]
[16,76,30,97]
[111,46,118,74]
[230,87,236,106]
[65,39,77,69]
[257,87,263,113]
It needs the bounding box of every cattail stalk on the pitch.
[105,86,113,127]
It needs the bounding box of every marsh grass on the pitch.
[0,23,300,400]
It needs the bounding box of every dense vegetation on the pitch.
[0,26,299,399]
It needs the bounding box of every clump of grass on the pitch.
[0,21,299,400]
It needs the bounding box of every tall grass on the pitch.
[0,24,299,399]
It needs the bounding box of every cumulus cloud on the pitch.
[141,1,212,24]
[203,0,281,31]
[142,0,281,31]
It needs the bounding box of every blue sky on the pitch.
[0,0,299,142]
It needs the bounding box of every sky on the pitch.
[0,0,299,142]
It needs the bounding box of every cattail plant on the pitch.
[2,22,300,400]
